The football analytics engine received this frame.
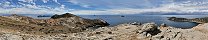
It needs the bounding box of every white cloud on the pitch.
[60,5,65,9]
[70,3,208,15]
[18,0,36,5]
[0,1,16,8]
[1,2,208,15]
[65,0,208,15]
[18,0,34,3]
[68,0,92,8]
[42,0,49,3]
[1,1,11,7]
[81,5,91,8]
[0,7,67,14]
[1,0,208,15]
[26,4,38,8]
[68,0,171,8]
[53,0,60,4]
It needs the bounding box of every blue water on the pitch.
[79,15,208,28]
[1,14,207,28]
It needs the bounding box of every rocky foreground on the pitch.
[0,13,208,40]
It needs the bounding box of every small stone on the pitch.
[147,33,152,37]
[130,22,142,25]
[131,22,138,25]
[108,32,112,34]
[63,36,68,37]
[152,35,163,39]
[95,32,101,34]
[160,23,167,27]
[140,32,147,36]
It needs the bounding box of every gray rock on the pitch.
[160,23,167,27]
[130,22,141,25]
[141,22,158,32]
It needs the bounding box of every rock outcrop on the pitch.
[0,13,109,35]
[51,13,109,27]
[1,22,208,40]
[51,13,77,19]
[138,23,161,36]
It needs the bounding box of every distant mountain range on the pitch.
[131,12,208,15]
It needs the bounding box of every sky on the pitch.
[0,0,208,15]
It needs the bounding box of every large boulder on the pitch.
[141,23,158,32]
[138,23,161,36]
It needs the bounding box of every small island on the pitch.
[168,17,208,24]
[37,15,51,17]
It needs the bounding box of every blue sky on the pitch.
[0,0,208,15]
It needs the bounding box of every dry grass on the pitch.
[0,16,82,35]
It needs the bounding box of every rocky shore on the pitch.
[0,13,208,40]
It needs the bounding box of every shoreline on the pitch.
[0,13,208,40]
[0,22,208,40]
[2,14,202,28]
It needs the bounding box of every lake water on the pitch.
[1,14,207,28]
[79,15,208,28]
